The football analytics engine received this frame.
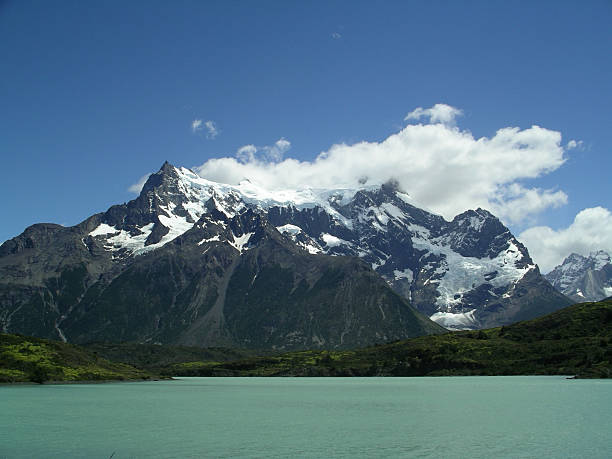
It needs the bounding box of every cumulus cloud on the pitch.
[128,173,151,194]
[331,32,342,39]
[519,207,612,272]
[195,104,567,225]
[204,120,219,139]
[405,103,463,126]
[191,119,203,133]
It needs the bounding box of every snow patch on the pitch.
[430,309,478,330]
[321,233,350,248]
[197,235,221,245]
[393,268,414,282]
[103,223,155,255]
[89,223,118,237]
[277,224,302,235]
[230,232,253,253]
[469,216,485,232]
[300,243,322,254]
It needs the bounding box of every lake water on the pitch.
[1,376,610,458]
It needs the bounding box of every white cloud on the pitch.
[234,138,291,164]
[264,138,291,161]
[405,103,463,126]
[204,120,219,139]
[128,174,151,194]
[566,139,584,150]
[331,32,342,39]
[192,119,203,133]
[519,207,612,273]
[192,119,219,139]
[236,145,257,163]
[195,104,567,226]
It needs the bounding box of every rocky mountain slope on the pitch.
[546,251,612,302]
[0,162,569,348]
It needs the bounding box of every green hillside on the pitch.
[84,342,268,372]
[0,334,156,383]
[165,299,612,378]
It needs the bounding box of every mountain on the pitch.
[0,162,569,348]
[170,298,612,378]
[546,251,612,302]
[0,163,443,349]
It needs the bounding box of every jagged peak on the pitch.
[159,160,176,173]
[450,208,502,233]
[564,252,587,263]
[139,162,181,195]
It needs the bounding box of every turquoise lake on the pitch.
[1,376,610,458]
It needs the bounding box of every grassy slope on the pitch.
[165,299,612,378]
[84,342,268,372]
[0,334,156,383]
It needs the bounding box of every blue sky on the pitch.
[1,0,611,271]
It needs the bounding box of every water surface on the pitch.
[1,376,610,458]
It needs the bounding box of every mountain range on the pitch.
[546,251,612,303]
[0,162,571,349]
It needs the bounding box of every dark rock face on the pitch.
[0,161,570,347]
[546,251,612,302]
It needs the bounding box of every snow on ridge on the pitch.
[178,165,365,212]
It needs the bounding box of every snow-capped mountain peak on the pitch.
[84,161,565,330]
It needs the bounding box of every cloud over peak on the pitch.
[196,104,567,226]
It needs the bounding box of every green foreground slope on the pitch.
[166,299,612,378]
[0,334,156,383]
